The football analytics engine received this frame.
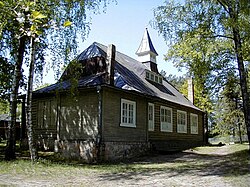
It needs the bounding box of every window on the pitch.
[160,106,172,132]
[159,77,163,84]
[155,76,159,83]
[190,113,198,134]
[150,73,154,81]
[148,103,154,131]
[145,70,163,85]
[177,110,187,133]
[120,99,136,127]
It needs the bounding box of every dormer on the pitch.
[136,28,159,73]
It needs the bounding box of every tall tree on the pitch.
[0,57,13,115]
[0,0,27,160]
[153,0,250,149]
[214,72,246,142]
[0,0,111,160]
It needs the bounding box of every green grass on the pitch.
[0,142,249,186]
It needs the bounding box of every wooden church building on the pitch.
[32,29,206,162]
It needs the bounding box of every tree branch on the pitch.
[202,34,234,40]
[217,0,230,14]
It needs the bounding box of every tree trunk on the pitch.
[5,36,26,160]
[229,3,250,152]
[26,37,38,161]
[238,122,242,144]
[233,34,250,148]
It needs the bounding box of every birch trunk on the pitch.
[5,36,26,160]
[228,2,250,152]
[26,36,38,161]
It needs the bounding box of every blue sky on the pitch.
[42,0,185,84]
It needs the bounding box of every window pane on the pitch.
[150,74,154,81]
[177,111,187,133]
[121,99,136,127]
[160,107,172,132]
[191,114,198,134]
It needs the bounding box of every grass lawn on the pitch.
[0,142,249,186]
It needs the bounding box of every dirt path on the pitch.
[0,145,249,187]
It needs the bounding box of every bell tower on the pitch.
[136,28,159,73]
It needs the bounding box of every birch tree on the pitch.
[153,0,250,150]
[0,0,111,160]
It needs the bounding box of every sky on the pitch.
[42,0,185,84]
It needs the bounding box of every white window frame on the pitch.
[160,106,173,132]
[159,77,163,84]
[120,99,136,128]
[148,103,155,131]
[150,73,154,81]
[190,113,198,134]
[146,71,150,79]
[177,110,187,133]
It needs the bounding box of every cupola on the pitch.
[136,28,159,73]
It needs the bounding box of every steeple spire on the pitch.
[136,28,158,57]
[136,28,159,73]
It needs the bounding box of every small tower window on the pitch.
[159,77,163,84]
[145,70,163,85]
[150,74,154,81]
[155,76,159,83]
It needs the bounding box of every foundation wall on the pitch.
[102,141,150,161]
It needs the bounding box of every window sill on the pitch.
[177,131,187,134]
[120,123,136,128]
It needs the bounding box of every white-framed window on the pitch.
[159,77,163,84]
[155,76,159,83]
[148,103,154,131]
[145,70,163,85]
[120,99,136,127]
[146,71,150,79]
[150,73,154,81]
[160,106,172,132]
[190,113,198,134]
[177,110,187,133]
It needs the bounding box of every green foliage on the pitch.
[0,0,113,160]
[0,0,112,83]
[213,72,246,136]
[162,71,213,112]
[0,57,14,99]
[153,0,250,138]
[160,71,186,92]
[0,99,9,115]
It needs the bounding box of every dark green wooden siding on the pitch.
[102,87,147,142]
[149,101,204,142]
[33,90,99,142]
[59,92,99,140]
[33,97,57,140]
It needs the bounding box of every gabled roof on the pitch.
[76,42,106,61]
[35,42,201,111]
[136,28,158,56]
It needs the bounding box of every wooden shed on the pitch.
[31,29,206,162]
[0,114,21,140]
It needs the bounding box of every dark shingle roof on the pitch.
[35,42,201,111]
[34,73,105,93]
[76,42,106,61]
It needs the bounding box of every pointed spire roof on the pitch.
[136,28,158,56]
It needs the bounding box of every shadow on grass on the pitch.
[95,146,250,182]
[0,142,249,183]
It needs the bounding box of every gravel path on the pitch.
[0,145,249,187]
